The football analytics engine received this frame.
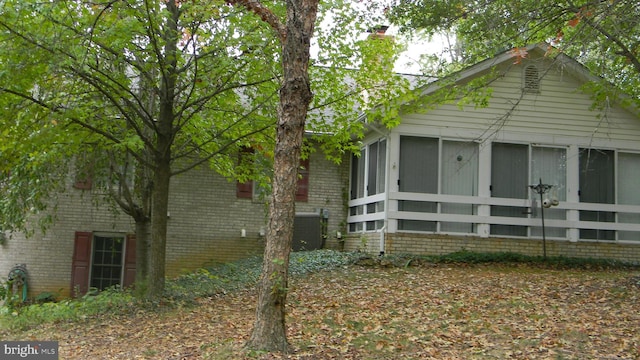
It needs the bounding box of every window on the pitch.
[366,139,386,226]
[397,136,478,232]
[73,152,95,190]
[350,149,365,200]
[350,139,386,200]
[491,143,567,237]
[71,232,136,296]
[398,136,438,231]
[73,151,135,192]
[618,152,640,240]
[236,151,310,202]
[578,149,640,241]
[236,147,256,199]
[367,139,386,197]
[349,148,365,232]
[295,158,310,202]
[349,139,387,232]
[523,64,540,93]
[90,235,125,291]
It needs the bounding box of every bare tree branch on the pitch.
[227,0,287,42]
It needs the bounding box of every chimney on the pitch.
[363,24,394,69]
[367,25,390,40]
[359,25,396,109]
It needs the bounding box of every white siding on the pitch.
[349,48,640,251]
[398,54,640,151]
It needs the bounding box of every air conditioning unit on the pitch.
[292,212,324,251]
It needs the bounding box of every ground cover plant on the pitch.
[1,250,639,359]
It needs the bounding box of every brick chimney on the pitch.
[367,25,391,40]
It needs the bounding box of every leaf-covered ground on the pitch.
[7,264,640,359]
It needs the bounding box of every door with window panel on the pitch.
[491,143,529,236]
[579,149,615,240]
[530,146,567,238]
[441,141,478,233]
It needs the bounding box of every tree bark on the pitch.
[133,217,150,293]
[245,0,318,352]
[147,154,170,299]
[144,0,179,300]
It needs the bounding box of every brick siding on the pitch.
[343,232,640,264]
[0,150,349,298]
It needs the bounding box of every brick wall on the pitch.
[343,232,640,264]
[296,150,350,249]
[0,189,135,298]
[0,150,349,298]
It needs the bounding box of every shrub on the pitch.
[380,250,638,270]
[165,250,360,303]
[289,250,361,276]
[0,280,23,311]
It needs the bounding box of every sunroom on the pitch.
[349,133,640,246]
[345,44,640,260]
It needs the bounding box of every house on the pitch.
[2,43,639,300]
[342,43,640,262]
[0,148,349,298]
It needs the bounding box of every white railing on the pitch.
[347,193,386,224]
[348,192,640,242]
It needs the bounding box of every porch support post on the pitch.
[477,141,492,237]
[387,133,400,233]
[566,145,580,242]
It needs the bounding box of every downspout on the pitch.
[379,225,386,256]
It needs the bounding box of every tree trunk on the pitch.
[146,156,170,299]
[134,217,150,295]
[134,154,154,294]
[142,0,179,300]
[146,97,173,300]
[246,0,318,352]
